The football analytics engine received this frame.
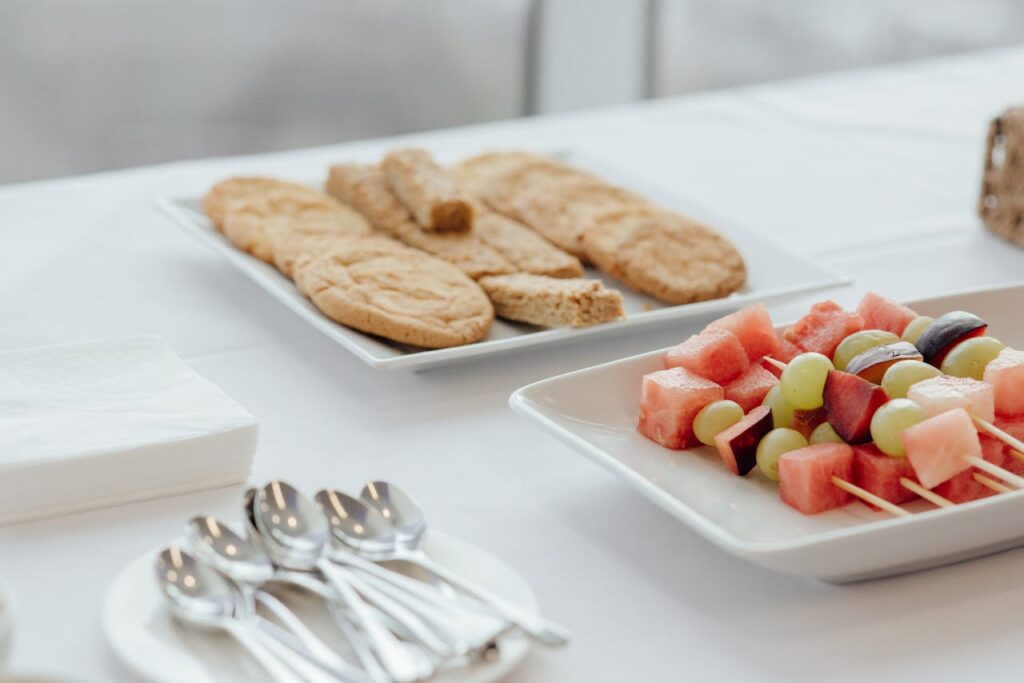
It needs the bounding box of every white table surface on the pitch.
[2,46,1024,682]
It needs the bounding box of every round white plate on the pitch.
[103,532,535,683]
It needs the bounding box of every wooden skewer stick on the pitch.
[972,415,1024,468]
[763,357,788,372]
[831,476,911,517]
[964,455,1024,488]
[974,472,1012,494]
[899,477,953,507]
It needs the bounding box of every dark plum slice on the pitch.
[713,405,772,476]
[823,370,888,444]
[914,311,988,367]
[845,341,923,384]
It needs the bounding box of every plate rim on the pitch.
[509,280,1024,558]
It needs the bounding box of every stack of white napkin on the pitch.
[0,337,258,524]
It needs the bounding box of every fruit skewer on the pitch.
[765,355,1024,502]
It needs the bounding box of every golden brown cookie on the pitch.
[469,203,583,278]
[202,177,324,231]
[221,190,373,263]
[478,273,624,327]
[582,208,746,305]
[451,151,550,196]
[326,164,515,279]
[383,149,474,232]
[291,235,494,348]
[270,233,355,279]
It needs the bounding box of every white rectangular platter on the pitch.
[510,283,1024,582]
[158,151,846,371]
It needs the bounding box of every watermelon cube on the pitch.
[852,444,918,505]
[783,300,865,358]
[901,408,981,489]
[778,443,855,515]
[778,337,801,361]
[856,292,917,336]
[707,304,779,362]
[638,367,724,449]
[664,328,749,385]
[983,348,1024,417]
[792,407,827,439]
[823,370,888,444]
[933,436,1005,503]
[993,416,1024,476]
[906,375,995,423]
[714,405,773,476]
[724,364,779,412]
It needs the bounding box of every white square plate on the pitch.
[510,283,1024,582]
[157,151,846,371]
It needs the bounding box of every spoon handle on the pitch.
[222,619,306,683]
[255,590,370,682]
[343,569,459,658]
[407,554,571,647]
[318,559,427,683]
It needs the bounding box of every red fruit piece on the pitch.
[844,341,923,384]
[664,328,749,385]
[901,408,981,489]
[724,365,779,412]
[856,292,918,336]
[714,405,773,476]
[983,348,1024,418]
[852,444,918,505]
[932,435,1005,503]
[707,304,779,362]
[823,370,888,443]
[638,367,724,450]
[792,407,827,439]
[778,443,855,515]
[777,338,802,363]
[783,300,865,358]
[993,417,1024,477]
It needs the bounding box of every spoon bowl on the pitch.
[360,482,426,549]
[254,481,328,571]
[154,546,235,630]
[188,516,274,585]
[316,489,397,558]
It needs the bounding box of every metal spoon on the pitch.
[244,488,391,683]
[188,516,369,682]
[254,481,429,683]
[356,483,571,647]
[155,546,301,683]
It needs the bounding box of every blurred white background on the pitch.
[1,0,1023,183]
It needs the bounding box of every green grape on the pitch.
[756,428,808,481]
[833,330,900,371]
[780,352,834,410]
[881,360,941,399]
[809,422,844,444]
[901,316,935,344]
[940,336,1005,380]
[693,400,744,446]
[762,384,796,429]
[870,399,926,457]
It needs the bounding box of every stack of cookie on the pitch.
[325,150,627,330]
[979,106,1024,246]
[201,148,747,350]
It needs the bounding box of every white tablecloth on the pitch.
[2,46,1024,682]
